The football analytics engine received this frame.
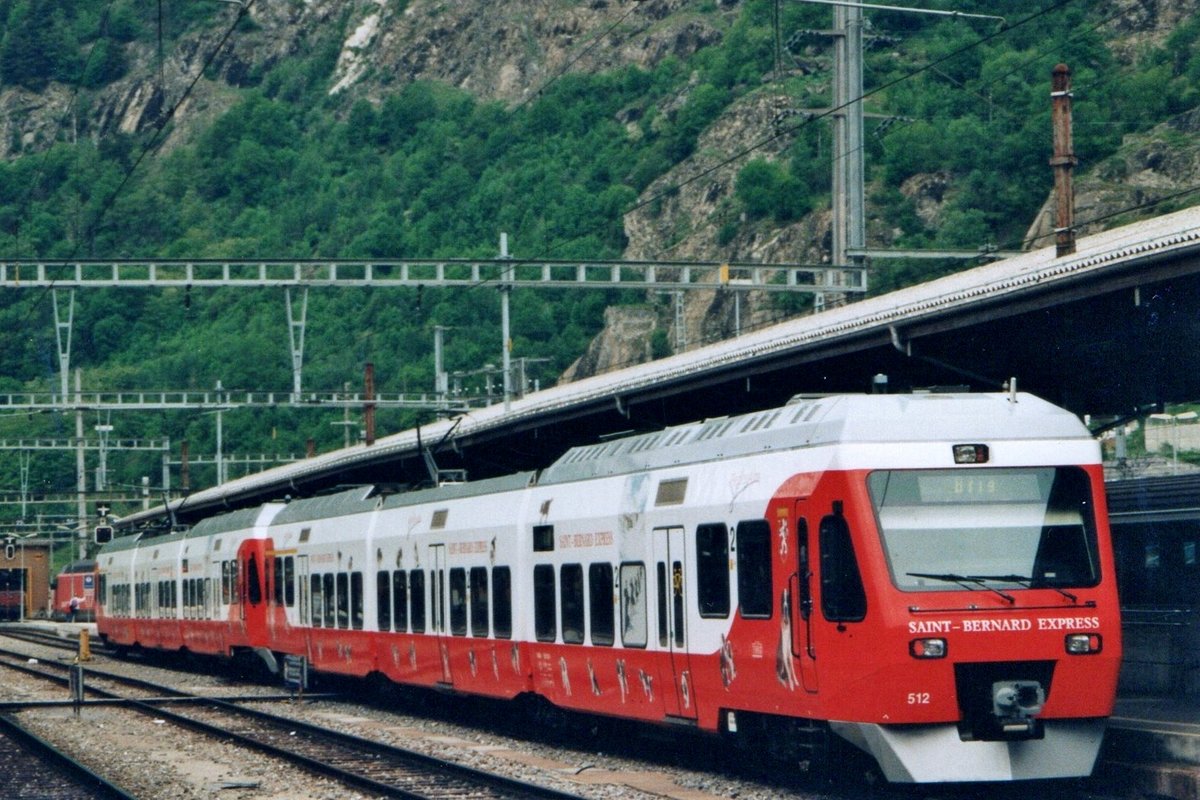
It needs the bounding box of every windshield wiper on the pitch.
[906,572,1015,604]
[971,573,1078,603]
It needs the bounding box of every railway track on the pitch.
[0,713,136,800]
[0,625,109,657]
[0,643,585,800]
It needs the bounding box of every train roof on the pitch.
[270,486,376,526]
[539,392,1092,484]
[267,472,539,527]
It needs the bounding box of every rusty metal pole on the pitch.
[364,363,376,446]
[181,440,190,492]
[1050,63,1077,257]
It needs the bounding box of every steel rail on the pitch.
[0,714,138,800]
[0,644,584,800]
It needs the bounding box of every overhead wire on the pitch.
[9,0,121,261]
[641,0,1168,266]
[12,0,257,329]
[625,0,1081,216]
[510,0,649,113]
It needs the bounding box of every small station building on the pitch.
[0,539,52,621]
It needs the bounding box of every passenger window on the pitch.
[449,568,467,636]
[492,566,512,639]
[534,564,556,642]
[656,562,668,646]
[696,523,730,617]
[323,573,336,628]
[620,563,647,648]
[392,571,408,632]
[283,557,295,607]
[561,564,585,644]
[409,569,426,633]
[533,524,554,552]
[311,574,323,628]
[273,557,285,605]
[351,572,364,630]
[470,566,489,637]
[820,507,867,622]
[737,519,773,618]
[376,570,391,631]
[336,573,350,629]
[247,554,262,606]
[589,563,614,646]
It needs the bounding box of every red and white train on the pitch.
[96,392,1121,783]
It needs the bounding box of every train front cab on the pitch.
[773,461,1122,782]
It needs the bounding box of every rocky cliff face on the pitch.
[0,0,732,160]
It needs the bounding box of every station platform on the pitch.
[0,620,98,639]
[1100,696,1200,799]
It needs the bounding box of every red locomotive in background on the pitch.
[52,559,97,622]
[96,392,1122,782]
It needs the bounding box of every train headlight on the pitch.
[909,637,946,658]
[1065,633,1102,654]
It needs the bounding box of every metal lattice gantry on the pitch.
[1,254,865,528]
[0,257,865,293]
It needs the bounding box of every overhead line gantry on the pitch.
[0,257,863,293]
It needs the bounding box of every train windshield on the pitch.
[867,467,1101,592]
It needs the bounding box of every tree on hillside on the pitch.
[0,0,77,91]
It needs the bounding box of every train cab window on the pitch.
[470,566,489,637]
[620,563,648,648]
[696,523,731,618]
[392,571,408,632]
[492,566,512,639]
[377,570,392,631]
[869,467,1101,593]
[449,568,467,636]
[589,563,614,646]
[561,564,585,644]
[323,573,336,628]
[351,572,364,630]
[409,569,426,633]
[534,564,557,642]
[819,508,867,622]
[311,575,323,627]
[737,520,773,619]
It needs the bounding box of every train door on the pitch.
[654,526,697,720]
[237,540,267,640]
[296,556,310,626]
[789,504,818,692]
[429,543,452,684]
